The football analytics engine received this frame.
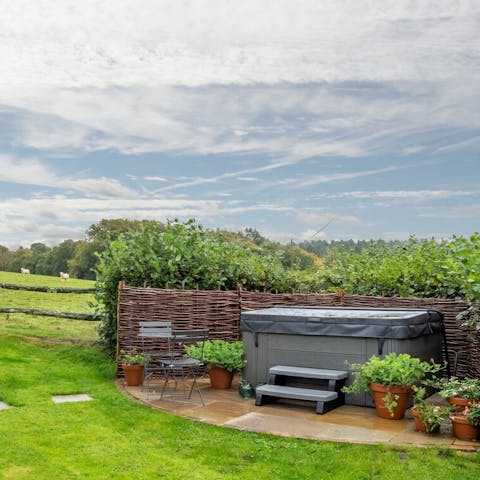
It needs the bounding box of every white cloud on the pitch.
[0,154,58,185]
[237,177,258,182]
[402,145,427,155]
[0,217,86,249]
[0,155,136,198]
[1,75,479,173]
[297,212,360,226]
[316,190,476,201]
[0,0,478,163]
[297,229,327,241]
[261,227,347,243]
[1,1,479,88]
[294,166,404,188]
[71,178,136,198]
[453,204,480,217]
[144,176,168,182]
[0,193,300,247]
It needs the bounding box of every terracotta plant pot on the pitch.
[447,396,472,412]
[411,406,440,433]
[450,416,478,441]
[370,383,412,420]
[122,364,144,387]
[208,365,234,389]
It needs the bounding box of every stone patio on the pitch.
[118,376,479,451]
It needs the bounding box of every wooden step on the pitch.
[269,365,348,381]
[255,384,339,414]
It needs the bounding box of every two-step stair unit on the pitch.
[255,365,349,414]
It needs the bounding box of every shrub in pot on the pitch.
[411,386,453,433]
[450,403,480,441]
[120,350,150,387]
[185,340,245,389]
[425,376,480,411]
[342,353,441,419]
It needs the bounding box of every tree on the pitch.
[68,241,98,280]
[86,218,161,244]
[30,243,51,275]
[65,218,165,279]
[7,247,34,273]
[46,240,79,276]
[0,245,11,271]
[244,228,266,246]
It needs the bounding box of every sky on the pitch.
[0,1,479,249]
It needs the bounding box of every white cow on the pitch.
[60,272,70,280]
[20,267,30,274]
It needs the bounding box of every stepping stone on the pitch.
[52,394,93,404]
[0,401,11,410]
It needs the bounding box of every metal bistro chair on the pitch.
[159,329,209,406]
[138,321,172,396]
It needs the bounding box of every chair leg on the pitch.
[159,365,206,407]
[160,369,171,400]
[187,367,205,406]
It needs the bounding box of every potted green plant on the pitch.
[425,376,480,411]
[120,349,150,387]
[411,386,453,433]
[450,403,480,441]
[342,353,441,419]
[185,340,245,389]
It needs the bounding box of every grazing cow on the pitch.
[20,267,30,274]
[60,272,70,280]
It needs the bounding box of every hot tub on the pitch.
[241,306,445,406]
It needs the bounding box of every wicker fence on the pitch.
[117,284,479,378]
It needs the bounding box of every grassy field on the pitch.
[0,271,98,341]
[0,271,479,479]
[0,271,95,289]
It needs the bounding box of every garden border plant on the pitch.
[185,339,246,389]
[342,353,442,419]
[411,386,453,433]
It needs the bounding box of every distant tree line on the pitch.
[0,219,160,280]
[0,220,323,281]
[297,238,404,257]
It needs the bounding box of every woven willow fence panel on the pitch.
[117,285,478,378]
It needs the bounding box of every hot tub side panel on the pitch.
[243,331,443,407]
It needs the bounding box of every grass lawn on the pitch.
[0,272,479,479]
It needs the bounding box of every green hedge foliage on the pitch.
[319,234,480,301]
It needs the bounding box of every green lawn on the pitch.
[0,272,479,479]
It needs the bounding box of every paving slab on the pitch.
[51,394,93,404]
[224,411,394,444]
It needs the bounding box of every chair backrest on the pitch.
[138,321,172,338]
[169,329,209,360]
[170,329,209,345]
